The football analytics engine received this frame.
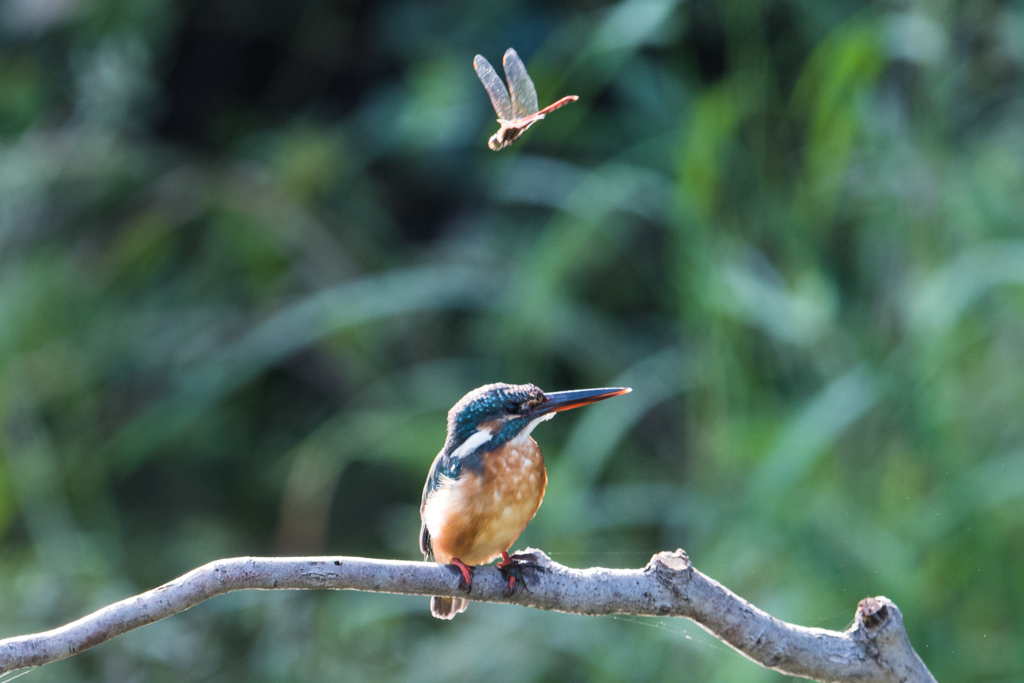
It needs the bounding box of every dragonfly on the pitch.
[473,48,579,151]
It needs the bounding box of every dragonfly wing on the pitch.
[474,54,513,120]
[502,48,539,120]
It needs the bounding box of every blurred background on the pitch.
[0,0,1021,680]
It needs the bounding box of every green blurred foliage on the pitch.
[0,0,1022,680]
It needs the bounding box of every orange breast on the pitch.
[422,437,547,566]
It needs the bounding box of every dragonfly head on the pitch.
[488,124,521,151]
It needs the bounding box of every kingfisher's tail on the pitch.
[430,596,469,620]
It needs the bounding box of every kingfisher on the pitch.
[419,382,631,619]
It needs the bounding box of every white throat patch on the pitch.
[514,413,555,443]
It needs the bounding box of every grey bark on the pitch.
[0,549,936,682]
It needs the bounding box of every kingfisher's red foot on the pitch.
[497,550,540,596]
[450,558,473,591]
[497,551,517,592]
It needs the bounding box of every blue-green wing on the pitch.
[419,438,488,559]
[419,449,447,559]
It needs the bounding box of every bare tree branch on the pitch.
[0,549,936,682]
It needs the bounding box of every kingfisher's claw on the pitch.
[497,550,540,596]
[450,558,474,592]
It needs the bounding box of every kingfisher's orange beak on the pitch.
[528,387,631,417]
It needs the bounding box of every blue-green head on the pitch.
[442,382,632,458]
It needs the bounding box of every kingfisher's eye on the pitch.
[504,402,519,414]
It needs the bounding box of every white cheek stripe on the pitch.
[450,427,494,460]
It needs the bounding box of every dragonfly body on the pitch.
[488,96,579,150]
[474,48,578,151]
